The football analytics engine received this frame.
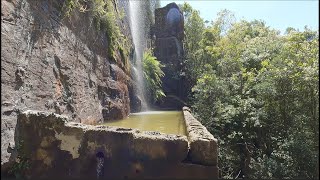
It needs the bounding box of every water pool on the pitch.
[102,111,187,136]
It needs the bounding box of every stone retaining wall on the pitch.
[15,108,218,178]
[182,107,218,166]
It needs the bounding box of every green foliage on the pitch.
[61,0,91,18]
[180,2,205,86]
[143,50,166,103]
[183,3,319,179]
[91,0,124,60]
[61,0,129,66]
[118,8,125,21]
[61,0,80,18]
[8,140,30,178]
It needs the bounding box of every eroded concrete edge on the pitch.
[182,106,218,166]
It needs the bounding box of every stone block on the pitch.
[183,107,218,166]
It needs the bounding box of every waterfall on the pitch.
[129,0,148,111]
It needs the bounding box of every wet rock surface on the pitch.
[128,79,142,112]
[1,0,134,169]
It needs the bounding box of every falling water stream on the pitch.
[129,0,148,111]
[97,3,188,176]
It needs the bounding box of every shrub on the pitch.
[142,49,166,103]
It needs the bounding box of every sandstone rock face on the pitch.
[154,3,184,40]
[128,75,142,112]
[154,3,188,109]
[182,107,218,166]
[1,0,134,170]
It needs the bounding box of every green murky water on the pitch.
[102,111,187,136]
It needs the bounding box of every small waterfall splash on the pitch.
[129,0,148,111]
[96,152,104,179]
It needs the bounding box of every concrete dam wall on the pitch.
[15,107,218,178]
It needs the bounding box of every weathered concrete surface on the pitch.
[11,109,219,178]
[1,0,135,170]
[183,107,218,166]
[15,110,196,178]
[10,110,218,178]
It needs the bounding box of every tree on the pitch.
[184,7,319,178]
[180,2,205,88]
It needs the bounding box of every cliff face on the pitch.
[153,3,187,109]
[1,0,134,170]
